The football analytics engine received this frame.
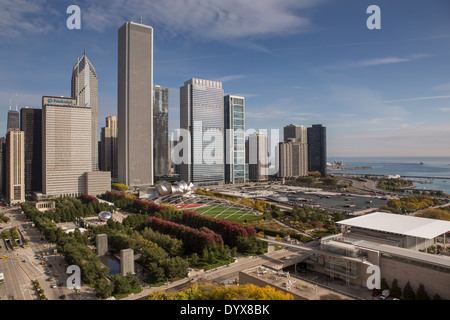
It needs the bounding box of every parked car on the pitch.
[50,284,57,288]
[59,295,66,300]
[380,290,390,300]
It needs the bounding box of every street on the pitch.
[0,206,96,300]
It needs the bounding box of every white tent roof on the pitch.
[336,211,450,240]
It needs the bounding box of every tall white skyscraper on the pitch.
[71,50,99,170]
[42,96,110,197]
[117,22,154,187]
[180,78,224,186]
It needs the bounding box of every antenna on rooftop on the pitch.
[140,16,143,24]
[15,93,18,111]
[9,97,11,111]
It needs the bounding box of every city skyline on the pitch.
[0,0,450,157]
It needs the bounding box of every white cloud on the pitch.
[349,53,431,68]
[433,82,450,92]
[0,0,59,38]
[382,95,450,103]
[213,74,248,83]
[82,0,326,40]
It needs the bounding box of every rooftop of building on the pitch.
[336,211,450,240]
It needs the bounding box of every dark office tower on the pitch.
[20,108,42,194]
[0,137,5,196]
[7,110,20,133]
[72,50,99,170]
[117,21,154,187]
[153,85,170,179]
[284,124,307,143]
[100,116,118,180]
[307,124,327,177]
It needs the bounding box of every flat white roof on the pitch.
[336,212,450,240]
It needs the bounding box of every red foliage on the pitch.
[79,193,99,203]
[181,210,256,246]
[147,217,223,253]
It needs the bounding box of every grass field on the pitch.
[193,205,261,223]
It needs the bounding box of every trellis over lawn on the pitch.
[153,193,262,221]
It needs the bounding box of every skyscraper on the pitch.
[153,85,170,179]
[100,116,118,180]
[278,141,308,178]
[5,130,25,204]
[224,95,246,184]
[42,96,110,197]
[0,137,5,196]
[71,50,99,170]
[284,124,307,143]
[248,132,268,182]
[180,78,224,186]
[7,109,20,133]
[117,21,154,187]
[307,124,327,177]
[20,108,42,194]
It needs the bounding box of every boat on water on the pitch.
[420,161,424,165]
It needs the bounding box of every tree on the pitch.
[390,279,402,298]
[380,278,389,291]
[147,282,294,300]
[432,293,442,300]
[190,253,200,266]
[111,274,131,295]
[415,283,430,300]
[402,281,415,300]
[96,278,114,299]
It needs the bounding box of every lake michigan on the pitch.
[327,156,450,194]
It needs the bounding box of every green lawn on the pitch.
[193,205,260,223]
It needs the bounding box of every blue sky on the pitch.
[0,0,450,157]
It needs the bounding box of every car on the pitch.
[58,282,64,287]
[379,290,390,300]
[50,284,57,288]
[48,264,53,267]
[53,272,58,277]
[1,256,7,259]
[59,295,66,300]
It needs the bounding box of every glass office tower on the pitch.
[224,95,246,184]
[180,78,224,186]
